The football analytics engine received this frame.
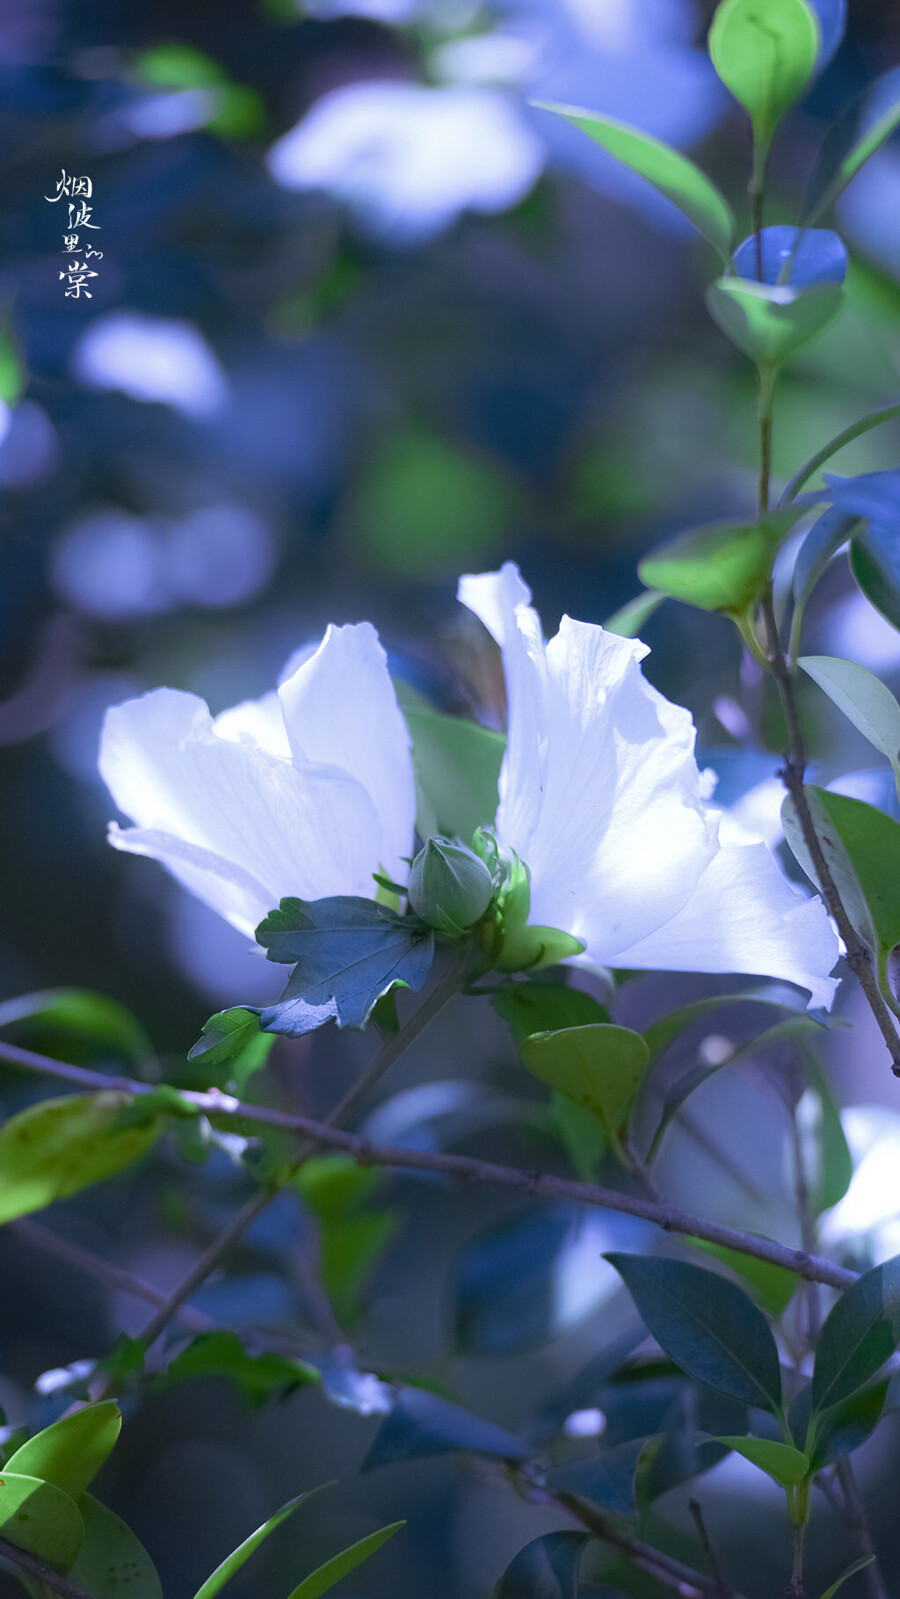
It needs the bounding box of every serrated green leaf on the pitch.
[709,0,820,149]
[607,1254,782,1410]
[257,896,434,1035]
[0,1472,84,1570]
[194,1487,327,1599]
[0,988,153,1068]
[638,509,803,613]
[286,1520,404,1599]
[712,1435,809,1486]
[0,1093,163,1223]
[533,103,734,262]
[813,1256,900,1413]
[405,707,504,843]
[5,1403,121,1499]
[520,1024,649,1142]
[799,655,900,765]
[68,1493,162,1599]
[707,278,843,370]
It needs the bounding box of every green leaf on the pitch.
[187,1008,275,1090]
[68,1493,162,1599]
[808,1379,888,1469]
[708,0,820,150]
[707,277,843,370]
[781,405,900,506]
[547,1435,652,1520]
[158,1332,318,1407]
[820,1556,876,1599]
[492,983,610,1046]
[607,1254,782,1410]
[791,511,860,620]
[638,509,802,613]
[296,1155,382,1220]
[807,71,900,226]
[813,1256,900,1413]
[0,325,24,406]
[603,590,666,638]
[4,1403,121,1499]
[361,1386,529,1470]
[713,1435,809,1486]
[0,1093,163,1223]
[689,1239,799,1318]
[803,1054,854,1215]
[851,527,900,634]
[799,655,900,765]
[520,1024,649,1142]
[532,103,734,262]
[194,1487,326,1599]
[782,786,900,1005]
[643,992,799,1061]
[405,708,504,843]
[0,988,153,1068]
[0,1473,84,1570]
[492,1531,591,1599]
[257,896,434,1035]
[285,1521,404,1599]
[320,1211,400,1325]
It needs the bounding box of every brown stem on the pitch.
[0,1040,858,1292]
[758,590,900,1076]
[0,1534,96,1599]
[835,1459,888,1599]
[553,1488,745,1599]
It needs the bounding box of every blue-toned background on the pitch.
[2,1,900,1595]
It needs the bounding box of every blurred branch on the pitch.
[0,1533,96,1599]
[0,1038,857,1291]
[551,1485,746,1599]
[835,1460,889,1599]
[9,1217,215,1331]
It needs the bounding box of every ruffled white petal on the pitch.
[458,568,718,953]
[213,691,291,757]
[100,687,384,936]
[612,841,840,1009]
[278,621,415,884]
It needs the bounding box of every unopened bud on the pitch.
[408,837,495,936]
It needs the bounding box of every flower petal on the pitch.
[278,621,415,883]
[612,840,840,1009]
[213,691,290,757]
[100,687,383,935]
[458,568,718,953]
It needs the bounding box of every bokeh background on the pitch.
[3,1,900,1595]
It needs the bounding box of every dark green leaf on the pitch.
[68,1494,162,1599]
[548,1436,651,1520]
[0,1473,83,1570]
[711,1435,808,1486]
[708,0,820,149]
[689,1240,799,1318]
[405,707,504,843]
[361,1386,530,1471]
[707,278,843,369]
[0,1093,163,1223]
[813,1257,900,1413]
[607,1254,782,1410]
[532,104,733,262]
[0,988,153,1068]
[158,1332,318,1406]
[851,527,900,633]
[5,1403,121,1499]
[638,509,803,613]
[286,1521,404,1599]
[257,896,433,1035]
[520,1025,649,1141]
[194,1488,326,1599]
[492,982,610,1047]
[492,1532,591,1599]
[809,1379,888,1469]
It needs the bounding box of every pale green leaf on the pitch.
[520,1024,649,1140]
[709,0,820,149]
[799,655,900,764]
[286,1521,404,1599]
[194,1487,327,1599]
[0,1093,163,1223]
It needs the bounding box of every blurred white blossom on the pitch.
[72,312,227,416]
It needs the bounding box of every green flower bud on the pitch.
[408,837,495,937]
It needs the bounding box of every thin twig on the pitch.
[8,1218,215,1331]
[688,1497,731,1598]
[553,1487,748,1599]
[0,1039,858,1292]
[0,1533,96,1599]
[758,590,900,1076]
[835,1459,889,1599]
